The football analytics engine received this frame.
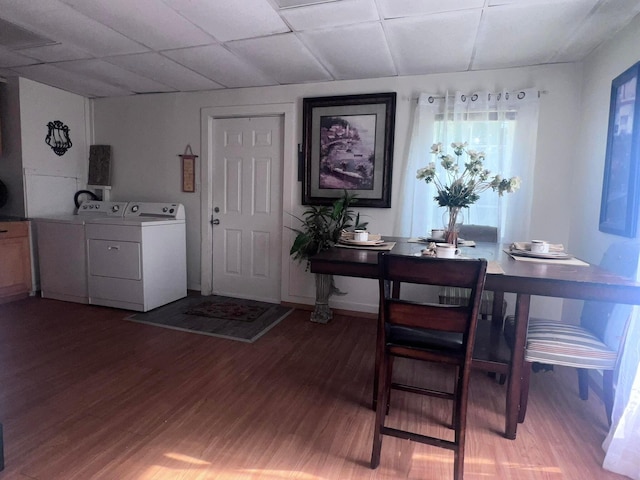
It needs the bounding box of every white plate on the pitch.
[509,249,572,260]
[339,239,385,246]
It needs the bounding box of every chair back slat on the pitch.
[388,302,469,333]
[383,255,487,289]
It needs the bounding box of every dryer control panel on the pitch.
[124,202,185,220]
[77,201,129,216]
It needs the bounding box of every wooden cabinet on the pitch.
[0,221,32,303]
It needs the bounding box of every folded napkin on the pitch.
[511,241,565,252]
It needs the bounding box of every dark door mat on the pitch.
[126,295,293,343]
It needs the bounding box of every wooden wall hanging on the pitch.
[179,145,198,193]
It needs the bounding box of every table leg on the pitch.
[505,293,530,439]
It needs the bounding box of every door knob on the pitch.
[211,218,220,225]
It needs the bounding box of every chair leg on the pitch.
[383,356,394,415]
[577,369,589,400]
[603,370,614,425]
[451,366,460,430]
[453,373,468,480]
[518,361,533,424]
[371,353,391,469]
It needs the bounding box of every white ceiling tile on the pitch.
[385,11,481,75]
[105,52,224,91]
[472,1,599,70]
[377,0,485,19]
[275,0,340,7]
[12,63,132,97]
[0,0,147,56]
[162,45,277,88]
[0,68,18,78]
[0,46,39,68]
[301,23,396,80]
[227,33,332,84]
[58,0,215,50]
[488,0,579,5]
[1,0,640,97]
[53,59,176,94]
[18,44,93,62]
[281,0,378,31]
[0,16,55,49]
[163,0,290,42]
[552,0,640,62]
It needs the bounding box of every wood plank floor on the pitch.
[0,297,626,480]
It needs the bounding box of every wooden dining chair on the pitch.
[371,253,487,480]
[504,241,640,424]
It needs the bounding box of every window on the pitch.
[398,90,539,243]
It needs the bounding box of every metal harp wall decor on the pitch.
[45,120,72,156]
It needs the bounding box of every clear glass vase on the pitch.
[442,207,463,245]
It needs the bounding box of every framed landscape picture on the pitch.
[599,61,640,237]
[302,92,396,207]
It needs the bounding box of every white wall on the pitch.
[571,15,640,262]
[92,62,584,316]
[563,15,640,320]
[19,77,90,217]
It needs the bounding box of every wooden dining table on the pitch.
[309,238,640,439]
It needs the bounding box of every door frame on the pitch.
[200,103,296,297]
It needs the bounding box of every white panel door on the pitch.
[211,116,283,302]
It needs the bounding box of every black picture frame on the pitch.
[302,92,396,207]
[599,61,640,237]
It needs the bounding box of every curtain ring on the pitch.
[518,91,526,99]
[428,96,435,103]
[471,94,478,101]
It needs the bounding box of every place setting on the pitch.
[337,230,395,250]
[505,240,589,266]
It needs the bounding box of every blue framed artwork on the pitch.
[599,61,640,237]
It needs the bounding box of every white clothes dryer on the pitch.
[85,202,186,312]
[33,201,129,303]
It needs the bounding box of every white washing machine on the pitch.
[34,201,129,303]
[85,202,186,312]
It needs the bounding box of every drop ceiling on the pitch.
[0,0,638,98]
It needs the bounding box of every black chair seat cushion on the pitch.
[387,325,464,353]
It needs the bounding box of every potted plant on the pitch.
[289,190,367,323]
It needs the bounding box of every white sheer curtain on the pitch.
[398,89,539,242]
[603,276,640,478]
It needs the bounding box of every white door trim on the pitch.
[200,103,296,297]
